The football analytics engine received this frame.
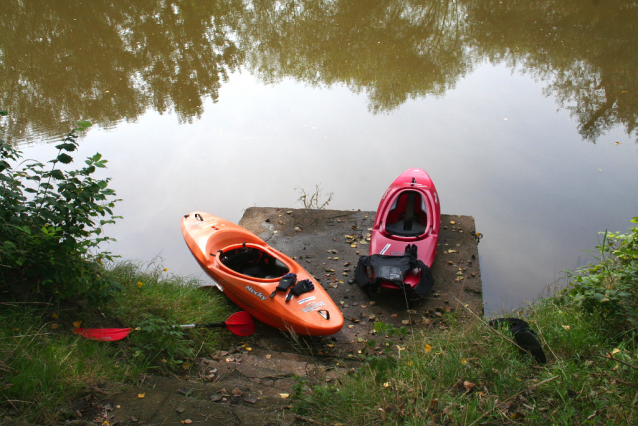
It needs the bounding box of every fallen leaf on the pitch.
[182,362,192,370]
[461,358,468,364]
[176,406,185,413]
[425,344,433,353]
[137,281,144,288]
[232,388,243,397]
[52,313,58,319]
[401,320,410,325]
[562,325,571,331]
[463,381,476,392]
[611,348,621,355]
[279,393,290,398]
[51,323,59,330]
[383,382,391,388]
[72,321,82,328]
[182,420,193,424]
[138,393,145,398]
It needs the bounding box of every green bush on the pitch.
[0,122,121,303]
[561,217,638,333]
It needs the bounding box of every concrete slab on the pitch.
[232,207,483,354]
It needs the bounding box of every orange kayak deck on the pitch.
[181,212,344,336]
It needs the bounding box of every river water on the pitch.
[2,0,637,314]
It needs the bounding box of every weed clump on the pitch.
[0,122,121,304]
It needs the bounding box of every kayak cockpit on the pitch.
[218,243,289,279]
[384,190,428,237]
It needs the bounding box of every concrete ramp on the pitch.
[233,207,483,355]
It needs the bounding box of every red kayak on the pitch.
[357,168,440,295]
[182,212,344,336]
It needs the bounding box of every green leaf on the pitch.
[50,169,65,180]
[77,120,92,129]
[57,153,74,164]
[55,143,77,152]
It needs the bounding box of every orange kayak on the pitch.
[181,212,344,336]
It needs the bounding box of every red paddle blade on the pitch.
[225,311,255,336]
[75,327,133,341]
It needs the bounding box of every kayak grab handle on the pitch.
[195,213,203,221]
[317,310,330,320]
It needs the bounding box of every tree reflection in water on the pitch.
[1,0,636,144]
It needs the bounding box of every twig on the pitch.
[468,375,559,426]
[593,352,638,370]
[293,413,331,425]
[601,371,635,388]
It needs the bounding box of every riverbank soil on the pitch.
[234,207,483,355]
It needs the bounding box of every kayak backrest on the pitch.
[384,191,428,237]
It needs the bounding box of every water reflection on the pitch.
[1,0,637,144]
[0,0,244,143]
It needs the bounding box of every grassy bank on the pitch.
[0,261,236,425]
[292,297,638,425]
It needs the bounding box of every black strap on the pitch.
[411,260,434,296]
[404,192,416,232]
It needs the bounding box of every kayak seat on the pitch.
[222,247,289,279]
[386,220,426,237]
[385,191,427,237]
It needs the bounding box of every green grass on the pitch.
[291,297,638,425]
[0,304,141,424]
[0,260,237,424]
[104,260,237,366]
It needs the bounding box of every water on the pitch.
[2,0,637,314]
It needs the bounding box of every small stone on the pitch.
[244,395,258,404]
